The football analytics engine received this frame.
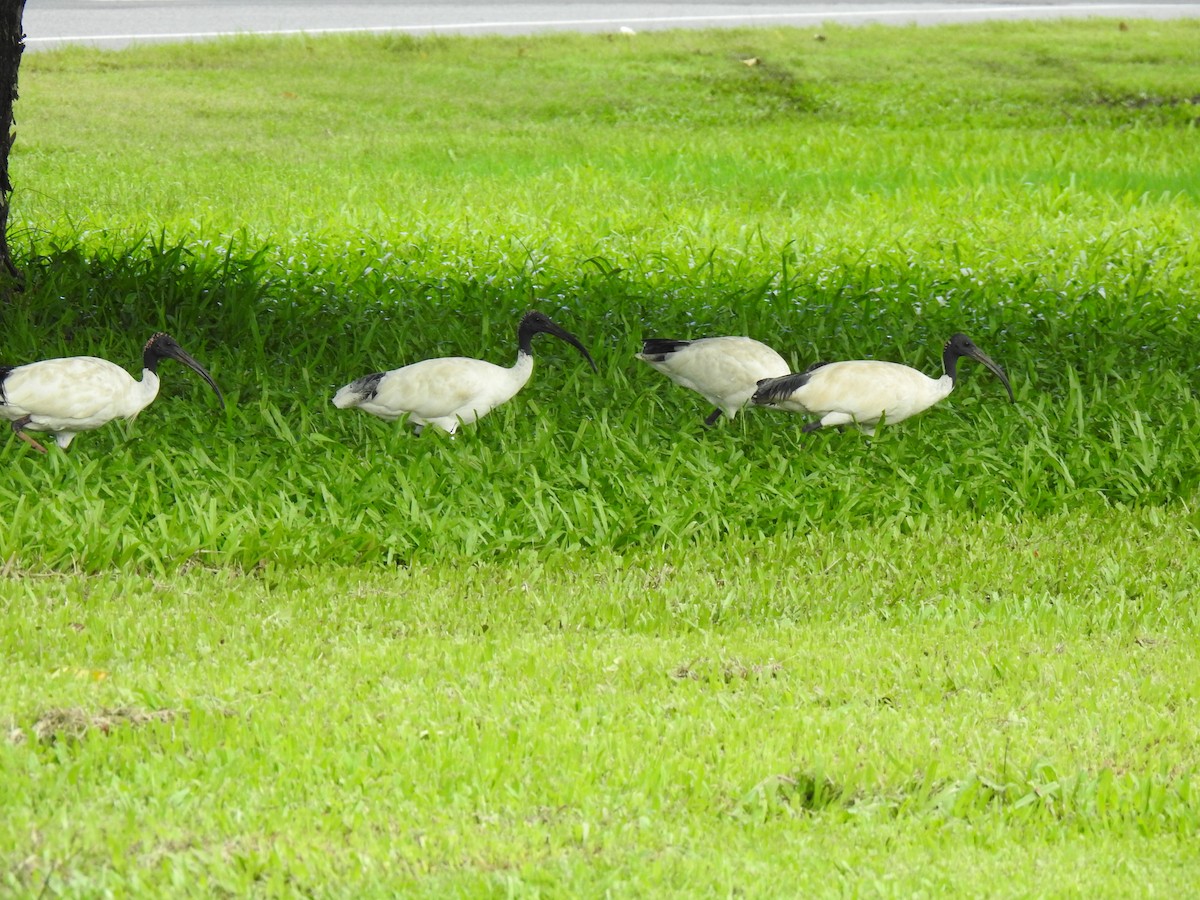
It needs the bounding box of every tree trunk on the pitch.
[0,0,26,287]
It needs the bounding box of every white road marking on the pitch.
[24,4,1200,46]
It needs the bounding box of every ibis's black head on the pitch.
[143,332,226,408]
[517,311,598,372]
[943,333,1014,402]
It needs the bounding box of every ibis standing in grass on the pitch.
[751,332,1014,435]
[0,332,225,452]
[637,335,791,426]
[332,310,597,436]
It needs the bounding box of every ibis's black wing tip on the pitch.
[752,372,812,405]
[639,338,691,358]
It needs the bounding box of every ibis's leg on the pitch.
[703,408,722,428]
[18,433,47,453]
[412,423,425,437]
[11,416,48,454]
[801,420,823,433]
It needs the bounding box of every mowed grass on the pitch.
[5,517,1200,895]
[16,20,1200,273]
[3,19,1200,896]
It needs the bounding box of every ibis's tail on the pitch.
[751,365,826,406]
[636,339,692,363]
[0,366,13,404]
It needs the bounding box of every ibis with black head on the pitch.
[333,310,597,436]
[637,335,790,426]
[1,332,225,453]
[751,333,1014,435]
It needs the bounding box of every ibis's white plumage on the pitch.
[334,354,536,435]
[1,333,225,452]
[1,357,161,449]
[637,336,790,425]
[333,311,596,436]
[752,333,1014,436]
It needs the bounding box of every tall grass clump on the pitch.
[2,227,1199,570]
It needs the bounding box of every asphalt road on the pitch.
[23,1,1200,51]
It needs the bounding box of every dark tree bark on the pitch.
[0,0,25,286]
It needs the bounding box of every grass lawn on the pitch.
[3,18,1200,896]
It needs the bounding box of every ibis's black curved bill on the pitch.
[966,346,1014,403]
[549,328,598,373]
[169,346,226,408]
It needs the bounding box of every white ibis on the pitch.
[751,332,1014,435]
[332,310,597,435]
[637,336,791,426]
[1,332,225,453]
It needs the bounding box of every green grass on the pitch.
[3,19,1200,896]
[17,21,1200,277]
[4,518,1200,894]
